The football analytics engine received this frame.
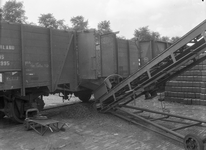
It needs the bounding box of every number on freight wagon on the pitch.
[0,55,4,59]
[0,61,10,66]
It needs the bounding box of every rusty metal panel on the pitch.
[23,25,50,87]
[100,35,140,77]
[100,33,117,77]
[0,23,22,90]
[51,30,74,90]
[0,23,76,92]
[139,41,152,66]
[139,41,171,67]
[0,23,21,70]
[117,39,129,77]
[78,31,96,79]
[153,41,172,58]
[95,44,101,77]
[128,40,140,74]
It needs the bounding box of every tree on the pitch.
[134,26,156,41]
[134,26,181,43]
[161,36,170,42]
[117,36,126,39]
[170,36,180,43]
[38,13,69,30]
[97,20,112,34]
[151,31,160,41]
[0,9,2,21]
[2,0,27,23]
[70,16,88,31]
[56,19,70,30]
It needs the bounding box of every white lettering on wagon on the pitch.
[0,61,10,66]
[25,61,49,68]
[0,55,4,59]
[0,54,10,66]
[0,45,15,50]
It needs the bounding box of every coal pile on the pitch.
[42,102,97,119]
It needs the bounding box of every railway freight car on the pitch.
[0,22,170,123]
[0,22,97,123]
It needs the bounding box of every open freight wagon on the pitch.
[0,22,170,123]
[0,22,97,123]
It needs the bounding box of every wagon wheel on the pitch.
[104,74,123,90]
[77,92,92,103]
[0,111,5,118]
[184,134,204,150]
[11,98,25,123]
[23,120,30,131]
[36,97,45,111]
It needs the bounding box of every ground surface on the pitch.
[1,95,206,150]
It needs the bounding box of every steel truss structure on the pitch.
[94,20,206,150]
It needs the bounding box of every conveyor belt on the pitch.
[94,19,206,112]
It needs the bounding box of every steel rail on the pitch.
[121,105,206,124]
[110,110,183,143]
[116,107,185,139]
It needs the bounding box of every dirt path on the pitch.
[1,95,206,150]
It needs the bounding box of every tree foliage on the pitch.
[134,26,160,41]
[97,20,112,34]
[38,13,69,30]
[2,0,27,23]
[161,36,170,42]
[170,36,180,43]
[134,26,180,43]
[70,16,88,31]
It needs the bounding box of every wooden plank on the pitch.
[53,34,73,90]
[0,30,20,38]
[24,40,49,48]
[25,54,49,61]
[24,32,49,41]
[117,39,129,76]
[0,38,20,45]
[127,40,131,75]
[1,23,20,31]
[49,29,54,91]
[23,25,48,34]
[52,36,71,43]
[53,44,72,49]
[20,25,25,96]
[24,46,49,54]
[52,30,73,37]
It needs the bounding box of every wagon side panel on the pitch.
[117,39,129,77]
[23,25,50,88]
[49,30,75,91]
[153,41,172,58]
[139,41,152,67]
[78,31,96,80]
[128,40,140,74]
[100,34,117,77]
[0,23,22,90]
[52,30,75,89]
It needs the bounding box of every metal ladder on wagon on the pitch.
[94,19,206,150]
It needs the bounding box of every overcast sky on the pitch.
[1,0,206,39]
